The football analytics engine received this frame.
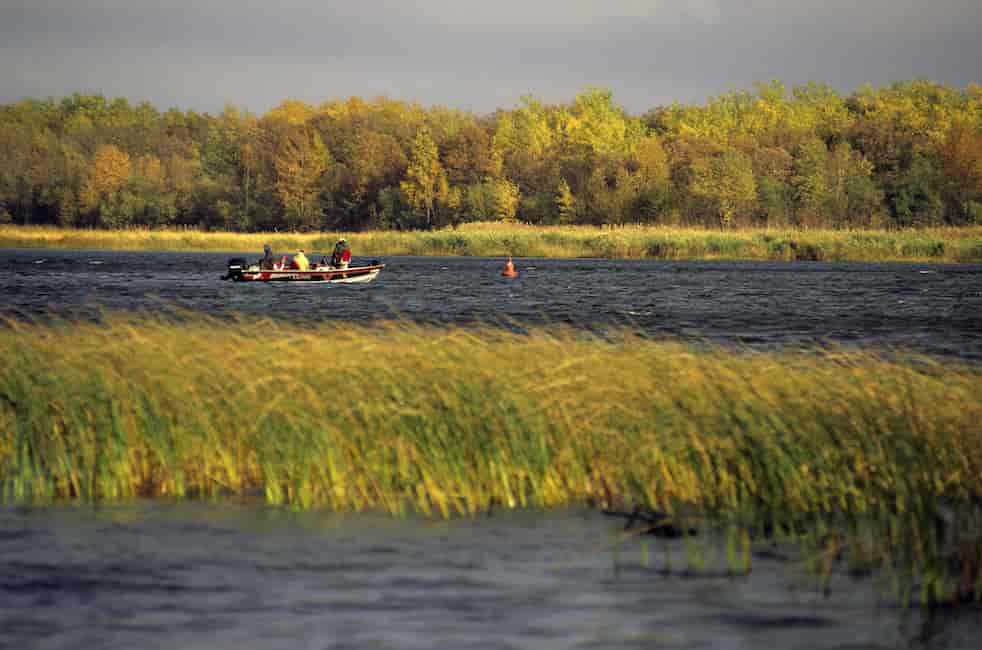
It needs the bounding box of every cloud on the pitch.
[0,1,979,114]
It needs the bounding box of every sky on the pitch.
[1,1,980,116]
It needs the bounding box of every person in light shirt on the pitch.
[292,249,310,271]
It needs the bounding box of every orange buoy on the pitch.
[501,256,518,278]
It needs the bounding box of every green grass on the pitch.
[2,313,979,515]
[3,313,980,603]
[2,223,981,263]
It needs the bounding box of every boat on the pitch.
[221,257,385,283]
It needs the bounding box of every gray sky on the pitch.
[1,1,979,116]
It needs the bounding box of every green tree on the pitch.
[57,188,78,227]
[690,149,757,228]
[556,177,577,224]
[400,127,448,228]
[273,126,329,230]
[791,139,831,226]
[203,106,262,230]
[443,121,501,185]
[886,153,943,227]
[826,143,883,226]
[752,146,794,226]
[561,88,643,158]
[631,136,671,223]
[163,151,200,225]
[489,178,520,222]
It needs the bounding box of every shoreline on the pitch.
[2,223,981,263]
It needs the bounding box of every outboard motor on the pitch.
[222,257,248,281]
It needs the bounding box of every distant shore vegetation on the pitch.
[1,80,980,235]
[2,223,981,263]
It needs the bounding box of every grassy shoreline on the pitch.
[2,223,981,263]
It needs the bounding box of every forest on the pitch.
[1,80,979,232]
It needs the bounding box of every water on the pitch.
[2,502,978,650]
[3,249,981,647]
[2,249,981,360]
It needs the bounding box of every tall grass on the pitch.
[3,313,980,604]
[2,313,979,517]
[2,223,981,263]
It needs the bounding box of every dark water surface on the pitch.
[2,248,981,360]
[3,250,982,648]
[2,502,979,650]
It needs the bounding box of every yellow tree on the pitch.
[690,149,757,228]
[562,87,642,158]
[80,144,131,211]
[494,98,555,200]
[555,177,577,224]
[634,135,669,187]
[264,99,314,127]
[347,128,406,203]
[273,126,329,229]
[489,178,520,222]
[400,127,448,228]
[937,120,982,222]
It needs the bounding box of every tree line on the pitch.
[1,80,980,231]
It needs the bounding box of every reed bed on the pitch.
[2,223,980,263]
[4,313,981,602]
[2,313,979,518]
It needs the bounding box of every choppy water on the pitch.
[3,502,980,650]
[2,249,981,360]
[3,249,982,647]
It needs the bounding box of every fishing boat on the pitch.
[221,257,385,283]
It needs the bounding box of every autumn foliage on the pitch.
[0,81,979,231]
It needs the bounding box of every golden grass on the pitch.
[4,311,980,604]
[2,312,979,519]
[2,223,980,262]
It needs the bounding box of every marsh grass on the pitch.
[2,223,980,263]
[4,312,982,602]
[3,312,980,512]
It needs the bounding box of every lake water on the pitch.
[3,502,980,650]
[2,249,982,648]
[2,248,981,360]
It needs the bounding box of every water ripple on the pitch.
[1,250,979,360]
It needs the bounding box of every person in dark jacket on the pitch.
[259,243,275,270]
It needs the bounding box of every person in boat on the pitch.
[259,243,275,270]
[292,248,310,271]
[331,238,351,269]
